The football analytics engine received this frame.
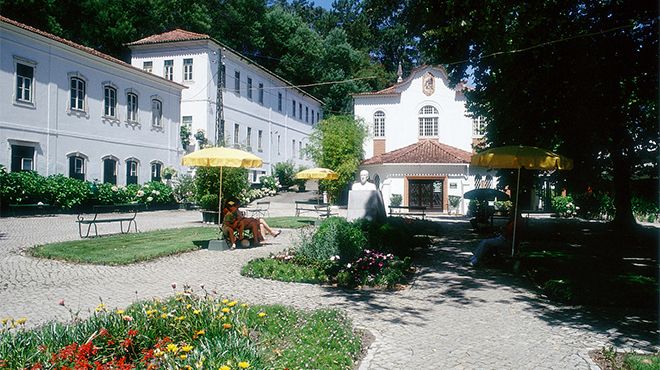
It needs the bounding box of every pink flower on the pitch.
[58,299,65,306]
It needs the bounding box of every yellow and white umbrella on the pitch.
[182,147,262,229]
[471,145,573,254]
[294,167,339,180]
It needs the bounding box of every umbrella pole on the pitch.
[218,167,223,236]
[511,167,521,256]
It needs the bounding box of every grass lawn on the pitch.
[30,227,218,265]
[263,216,317,228]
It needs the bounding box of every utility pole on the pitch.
[215,49,226,146]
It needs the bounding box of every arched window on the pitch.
[67,153,87,181]
[151,161,162,182]
[418,105,439,137]
[103,156,118,185]
[126,90,139,122]
[373,111,385,137]
[126,158,139,185]
[152,99,162,127]
[70,77,86,111]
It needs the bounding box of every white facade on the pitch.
[354,65,490,214]
[0,17,184,185]
[128,31,320,181]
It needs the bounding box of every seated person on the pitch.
[222,200,242,249]
[225,200,281,248]
[470,215,521,266]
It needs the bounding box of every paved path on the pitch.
[0,196,657,369]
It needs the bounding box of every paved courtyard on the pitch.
[0,194,657,369]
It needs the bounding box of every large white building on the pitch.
[0,16,184,185]
[127,29,321,181]
[354,65,490,213]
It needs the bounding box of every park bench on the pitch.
[243,201,270,218]
[388,205,427,220]
[76,204,146,238]
[295,200,332,218]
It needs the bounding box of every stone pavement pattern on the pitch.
[0,194,656,369]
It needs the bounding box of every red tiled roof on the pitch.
[362,140,471,165]
[126,29,210,46]
[0,16,185,88]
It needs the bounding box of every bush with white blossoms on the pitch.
[551,195,580,217]
[259,175,280,193]
[133,181,175,205]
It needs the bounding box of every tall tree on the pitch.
[397,0,658,228]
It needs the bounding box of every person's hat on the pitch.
[227,200,237,206]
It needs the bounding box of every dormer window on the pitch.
[418,105,439,137]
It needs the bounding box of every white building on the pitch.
[0,16,184,184]
[354,65,491,213]
[127,29,321,181]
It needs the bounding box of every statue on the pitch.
[352,170,377,191]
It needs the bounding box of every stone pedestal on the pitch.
[347,190,386,222]
[208,239,231,251]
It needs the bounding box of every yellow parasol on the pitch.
[294,167,339,180]
[471,145,573,255]
[182,147,263,230]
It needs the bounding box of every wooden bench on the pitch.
[243,201,270,218]
[295,201,332,218]
[389,205,427,219]
[76,204,146,238]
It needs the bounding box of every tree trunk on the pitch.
[611,150,636,229]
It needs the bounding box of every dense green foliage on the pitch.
[0,292,362,369]
[298,217,366,261]
[194,166,249,209]
[307,116,367,202]
[272,161,296,190]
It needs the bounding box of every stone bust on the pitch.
[352,170,377,191]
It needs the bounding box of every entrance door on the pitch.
[103,158,117,184]
[409,179,443,210]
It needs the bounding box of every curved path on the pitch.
[0,205,656,369]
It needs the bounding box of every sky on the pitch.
[311,0,334,10]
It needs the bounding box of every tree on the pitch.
[306,115,367,202]
[395,0,658,228]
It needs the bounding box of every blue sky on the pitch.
[311,0,334,10]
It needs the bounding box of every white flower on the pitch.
[152,190,158,194]
[147,196,153,202]
[346,263,352,268]
[37,201,44,205]
[137,190,145,197]
[111,186,118,192]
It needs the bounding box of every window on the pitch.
[305,106,309,122]
[373,111,385,137]
[143,61,153,72]
[247,77,252,99]
[70,77,85,111]
[277,135,281,155]
[183,58,193,81]
[11,145,34,172]
[418,105,439,137]
[68,155,85,181]
[299,141,303,159]
[164,60,173,80]
[472,116,486,136]
[277,92,282,111]
[126,159,138,185]
[292,100,296,116]
[151,162,162,182]
[292,139,296,158]
[234,71,240,94]
[104,85,117,117]
[258,130,263,152]
[246,127,252,151]
[182,116,193,126]
[311,109,315,124]
[298,103,302,119]
[103,157,117,184]
[15,62,34,103]
[127,92,138,122]
[234,123,240,146]
[258,83,264,104]
[152,99,162,127]
[317,112,320,123]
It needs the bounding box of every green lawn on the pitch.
[263,216,317,228]
[30,227,218,265]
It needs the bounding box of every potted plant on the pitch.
[198,193,219,224]
[162,167,177,180]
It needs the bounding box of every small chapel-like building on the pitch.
[353,65,491,214]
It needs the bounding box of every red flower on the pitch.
[127,329,138,337]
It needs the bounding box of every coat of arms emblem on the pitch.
[422,72,435,96]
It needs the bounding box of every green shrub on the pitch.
[390,194,402,207]
[632,195,659,223]
[195,166,248,206]
[198,193,219,211]
[0,170,47,204]
[92,183,134,205]
[298,217,366,262]
[42,175,92,209]
[172,174,196,203]
[448,195,461,213]
[259,175,280,193]
[551,195,577,217]
[136,181,174,204]
[273,161,296,190]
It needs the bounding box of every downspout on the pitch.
[215,48,225,146]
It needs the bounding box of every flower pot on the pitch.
[201,211,219,224]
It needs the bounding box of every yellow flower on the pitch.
[176,315,186,321]
[95,303,106,312]
[161,313,169,319]
[116,309,125,314]
[193,309,201,315]
[167,343,179,353]
[15,317,27,325]
[154,349,164,357]
[182,345,193,352]
[195,329,205,336]
[221,299,229,304]
[222,323,232,329]
[221,307,230,313]
[238,361,250,368]
[240,303,248,308]
[227,301,237,307]
[186,304,192,309]
[179,354,188,360]
[1,317,11,325]
[257,312,266,318]
[219,366,231,370]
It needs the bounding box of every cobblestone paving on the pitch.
[0,201,657,369]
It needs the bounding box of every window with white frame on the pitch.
[234,71,240,94]
[183,58,193,81]
[68,154,85,181]
[311,109,315,124]
[127,92,138,122]
[472,116,486,136]
[103,157,118,184]
[104,85,117,117]
[277,135,281,155]
[164,60,173,80]
[11,145,34,172]
[298,103,302,119]
[317,112,320,123]
[234,123,240,146]
[299,141,303,159]
[152,99,162,127]
[305,106,309,122]
[247,77,252,99]
[151,162,162,182]
[258,83,264,104]
[15,62,34,104]
[292,100,296,117]
[258,130,263,152]
[277,92,282,111]
[143,61,153,73]
[418,105,439,137]
[246,127,252,150]
[126,159,138,185]
[292,139,296,158]
[70,77,85,111]
[373,111,386,137]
